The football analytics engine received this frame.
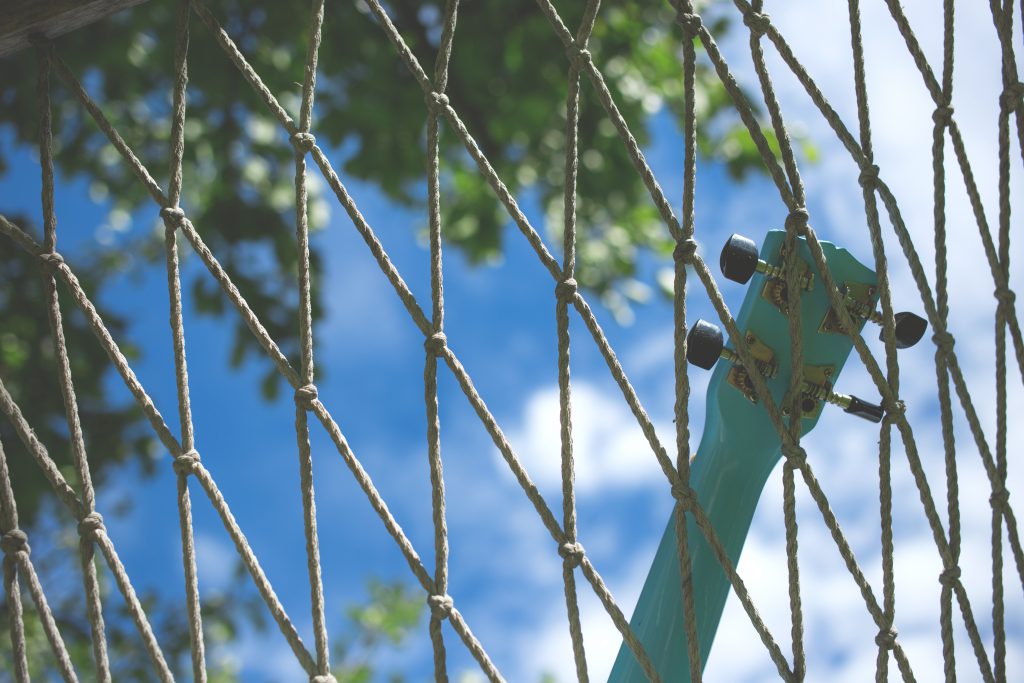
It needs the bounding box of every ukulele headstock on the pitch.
[688,230,913,452]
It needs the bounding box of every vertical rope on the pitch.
[2,0,1020,679]
[163,2,207,680]
[933,0,960,679]
[0,436,30,683]
[741,3,812,675]
[670,2,708,679]
[33,36,114,683]
[422,0,460,678]
[781,459,804,681]
[554,2,602,680]
[991,3,1016,679]
[844,1,904,679]
[291,1,332,679]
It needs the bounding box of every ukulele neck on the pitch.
[608,395,782,681]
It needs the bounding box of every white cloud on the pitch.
[503,381,672,497]
[507,3,1024,681]
[195,531,238,591]
[506,537,663,682]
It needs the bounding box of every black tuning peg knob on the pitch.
[837,395,885,423]
[834,287,928,350]
[720,233,813,290]
[720,234,761,284]
[885,311,928,349]
[686,319,725,370]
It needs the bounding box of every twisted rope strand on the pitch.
[0,437,30,683]
[933,2,960,678]
[292,1,331,677]
[163,3,208,680]
[841,2,902,679]
[554,0,603,678]
[423,0,460,677]
[17,551,81,683]
[670,1,709,678]
[35,39,113,682]
[1,0,1018,679]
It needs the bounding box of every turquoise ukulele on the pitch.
[608,230,925,682]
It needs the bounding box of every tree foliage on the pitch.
[0,0,782,520]
[0,0,794,676]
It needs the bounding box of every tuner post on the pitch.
[686,320,778,379]
[828,285,928,348]
[688,321,782,385]
[688,319,884,422]
[720,233,813,290]
[799,380,884,423]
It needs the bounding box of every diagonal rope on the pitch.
[0,379,173,681]
[0,0,1019,680]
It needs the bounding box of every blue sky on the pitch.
[2,1,1023,682]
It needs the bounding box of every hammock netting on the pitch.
[0,0,1022,681]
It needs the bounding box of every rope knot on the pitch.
[0,529,30,556]
[875,627,898,650]
[558,541,585,568]
[990,486,1010,511]
[294,383,319,409]
[670,483,698,509]
[426,91,449,114]
[938,565,961,588]
[77,512,106,540]
[567,47,592,71]
[39,251,64,271]
[424,331,448,356]
[673,238,699,264]
[427,593,454,620]
[290,132,317,154]
[994,287,1016,308]
[932,105,954,127]
[782,444,807,468]
[1000,82,1024,112]
[743,11,771,38]
[785,207,810,235]
[160,206,187,233]
[675,11,703,39]
[857,164,880,190]
[173,449,201,477]
[310,675,338,683]
[555,278,578,301]
[932,331,955,353]
[881,399,905,418]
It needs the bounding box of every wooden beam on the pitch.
[0,0,150,58]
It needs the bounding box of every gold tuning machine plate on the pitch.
[726,330,778,404]
[819,281,877,335]
[761,248,815,316]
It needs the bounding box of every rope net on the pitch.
[0,0,1021,680]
